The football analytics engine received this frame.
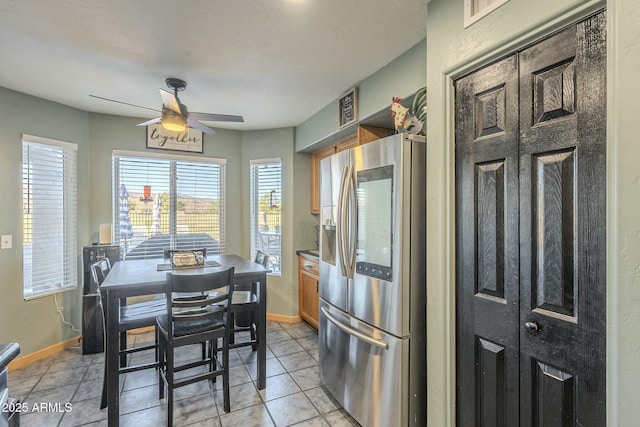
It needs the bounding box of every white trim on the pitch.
[112,149,226,164]
[22,134,78,150]
[250,158,282,165]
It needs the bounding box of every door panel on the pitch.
[455,11,606,427]
[519,12,606,426]
[350,135,417,337]
[455,54,520,427]
[318,300,408,427]
[319,150,350,311]
[350,137,402,335]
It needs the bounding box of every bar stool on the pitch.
[92,259,165,409]
[156,268,235,424]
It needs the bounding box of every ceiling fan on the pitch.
[90,77,244,135]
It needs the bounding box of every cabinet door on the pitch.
[335,136,358,152]
[357,125,394,146]
[300,273,319,328]
[310,145,336,214]
[298,256,320,328]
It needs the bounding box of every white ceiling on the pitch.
[0,0,427,132]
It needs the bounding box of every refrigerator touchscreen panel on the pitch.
[356,165,393,281]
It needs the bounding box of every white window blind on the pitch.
[22,135,78,299]
[113,152,226,260]
[250,159,282,275]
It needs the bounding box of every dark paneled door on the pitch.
[455,11,606,426]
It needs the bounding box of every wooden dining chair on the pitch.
[92,259,166,410]
[228,251,269,352]
[156,268,235,424]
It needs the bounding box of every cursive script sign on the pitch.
[339,87,358,128]
[146,125,204,153]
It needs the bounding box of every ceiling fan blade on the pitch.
[159,89,181,114]
[90,95,160,113]
[136,117,162,127]
[187,117,218,136]
[189,112,244,123]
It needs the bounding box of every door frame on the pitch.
[426,2,607,425]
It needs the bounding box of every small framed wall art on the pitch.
[146,124,204,153]
[338,87,358,128]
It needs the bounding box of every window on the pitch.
[464,0,509,27]
[113,151,226,260]
[22,135,78,299]
[250,159,282,275]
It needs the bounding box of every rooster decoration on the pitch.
[390,87,426,135]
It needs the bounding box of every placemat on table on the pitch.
[157,260,222,271]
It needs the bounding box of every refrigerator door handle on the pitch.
[337,166,349,277]
[345,165,357,278]
[321,306,389,350]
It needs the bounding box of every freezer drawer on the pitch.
[318,301,409,427]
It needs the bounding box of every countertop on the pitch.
[0,343,20,371]
[297,249,319,260]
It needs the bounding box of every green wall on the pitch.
[295,38,426,151]
[425,0,639,425]
[241,129,316,316]
[0,87,90,353]
[87,113,245,254]
[0,88,315,356]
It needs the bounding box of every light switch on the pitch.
[1,235,12,249]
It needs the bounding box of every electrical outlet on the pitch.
[1,235,12,249]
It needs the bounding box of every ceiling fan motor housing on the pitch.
[166,77,187,92]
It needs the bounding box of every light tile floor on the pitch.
[9,321,360,427]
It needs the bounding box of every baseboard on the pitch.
[8,316,300,371]
[266,312,302,324]
[7,336,81,371]
[128,326,155,334]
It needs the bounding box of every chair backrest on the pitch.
[165,267,235,331]
[90,258,112,286]
[255,251,269,268]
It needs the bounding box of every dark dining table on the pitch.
[100,254,270,426]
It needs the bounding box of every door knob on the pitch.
[525,321,541,332]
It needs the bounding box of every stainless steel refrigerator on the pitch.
[318,133,426,427]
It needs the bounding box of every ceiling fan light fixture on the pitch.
[161,108,187,132]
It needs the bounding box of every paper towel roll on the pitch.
[99,224,112,244]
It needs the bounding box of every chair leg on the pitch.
[166,345,174,427]
[251,309,258,352]
[208,339,218,378]
[229,312,235,345]
[120,331,127,368]
[211,339,218,384]
[222,334,230,413]
[158,332,165,400]
[155,327,160,368]
[100,355,108,409]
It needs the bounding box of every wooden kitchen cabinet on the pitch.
[357,124,394,145]
[335,135,358,152]
[310,145,336,214]
[298,255,320,329]
[309,125,393,214]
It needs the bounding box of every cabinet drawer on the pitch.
[300,258,319,276]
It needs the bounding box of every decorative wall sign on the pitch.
[339,87,358,128]
[146,125,204,153]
